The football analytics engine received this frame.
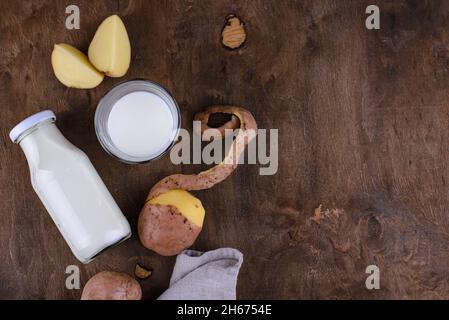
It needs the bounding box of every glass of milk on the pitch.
[95,80,181,164]
[9,110,132,263]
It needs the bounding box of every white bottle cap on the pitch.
[9,110,56,144]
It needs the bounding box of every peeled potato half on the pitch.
[51,43,104,89]
[88,15,131,77]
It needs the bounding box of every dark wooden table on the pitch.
[0,0,448,300]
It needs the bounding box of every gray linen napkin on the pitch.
[158,248,243,300]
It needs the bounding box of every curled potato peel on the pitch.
[148,106,258,198]
[138,106,257,256]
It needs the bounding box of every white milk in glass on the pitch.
[94,80,180,164]
[10,110,131,263]
[107,91,174,158]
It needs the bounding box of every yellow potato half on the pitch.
[88,15,131,77]
[51,43,104,89]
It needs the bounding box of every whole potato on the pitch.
[81,271,142,300]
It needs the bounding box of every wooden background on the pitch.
[0,0,448,300]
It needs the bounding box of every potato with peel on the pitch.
[81,271,141,300]
[88,15,131,77]
[139,189,205,256]
[51,44,104,89]
[138,106,257,256]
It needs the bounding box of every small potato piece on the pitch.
[81,271,142,300]
[135,264,152,280]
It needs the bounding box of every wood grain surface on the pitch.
[0,0,448,299]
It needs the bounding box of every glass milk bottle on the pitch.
[9,110,131,263]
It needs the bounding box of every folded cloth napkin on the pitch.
[158,248,243,300]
